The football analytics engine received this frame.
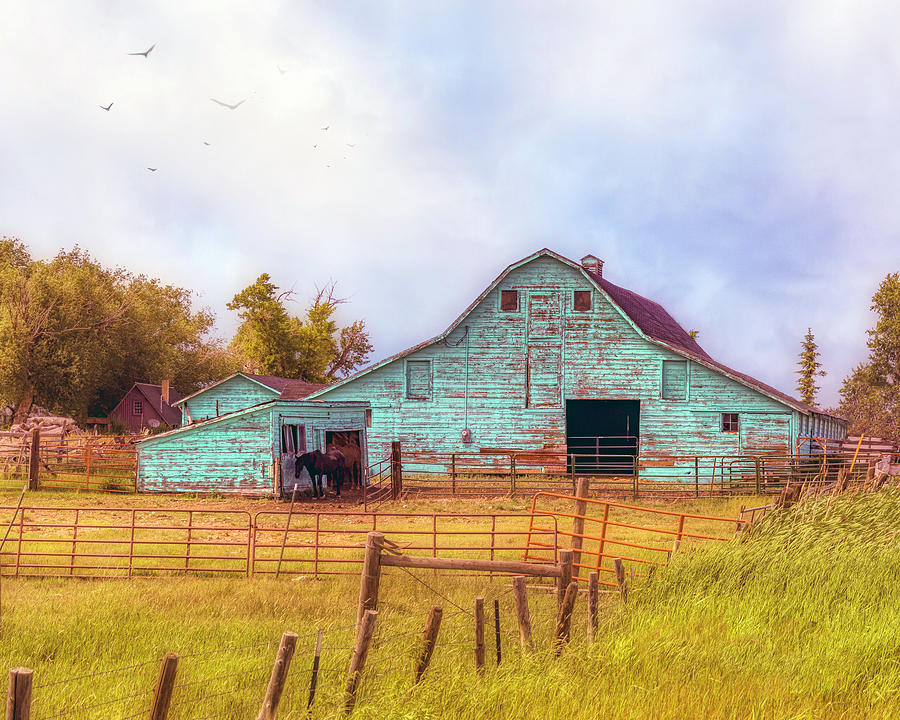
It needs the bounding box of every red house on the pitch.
[107,381,183,433]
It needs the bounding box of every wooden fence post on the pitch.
[509,456,517,497]
[413,606,443,684]
[474,596,485,676]
[256,631,298,720]
[6,667,32,720]
[694,456,700,498]
[511,576,533,651]
[613,558,628,604]
[356,532,384,632]
[344,609,378,713]
[390,441,402,500]
[632,455,639,500]
[553,581,578,655]
[450,453,456,495]
[587,571,599,642]
[149,653,178,720]
[754,457,762,494]
[27,429,40,491]
[571,478,589,571]
[556,549,574,612]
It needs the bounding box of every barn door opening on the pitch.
[565,400,639,474]
[280,423,307,495]
[326,430,363,488]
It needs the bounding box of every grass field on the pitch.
[2,490,898,719]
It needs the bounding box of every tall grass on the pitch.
[1,491,898,719]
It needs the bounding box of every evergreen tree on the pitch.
[796,328,825,406]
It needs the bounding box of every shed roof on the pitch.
[309,249,845,421]
[174,372,327,406]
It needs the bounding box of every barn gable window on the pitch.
[406,360,432,399]
[661,360,687,400]
[500,290,519,312]
[133,399,143,416]
[573,290,592,311]
[721,413,739,432]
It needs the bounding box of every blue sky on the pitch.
[3,1,899,407]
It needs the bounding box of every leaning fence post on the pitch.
[493,599,502,666]
[149,653,178,720]
[344,609,378,713]
[511,576,533,651]
[571,478,589,571]
[613,558,628,604]
[587,571,599,642]
[27,428,40,491]
[474,596,485,676]
[306,630,323,713]
[356,532,384,632]
[6,667,33,720]
[556,549,574,613]
[414,606,443,684]
[553,581,578,655]
[256,631,298,720]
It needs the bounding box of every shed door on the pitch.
[740,413,791,454]
[280,423,308,494]
[526,346,562,407]
[528,292,562,340]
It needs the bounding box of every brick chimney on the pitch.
[580,254,604,277]
[161,380,170,406]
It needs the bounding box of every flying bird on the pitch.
[147,167,157,172]
[203,141,211,146]
[320,125,329,131]
[346,143,356,147]
[99,102,113,111]
[210,97,246,110]
[128,44,155,57]
[277,65,288,75]
[312,144,318,149]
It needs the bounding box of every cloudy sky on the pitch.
[3,1,899,407]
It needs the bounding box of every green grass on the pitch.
[1,490,899,718]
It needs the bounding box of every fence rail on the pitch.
[365,448,884,502]
[0,505,559,580]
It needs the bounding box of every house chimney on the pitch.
[161,380,170,406]
[580,254,604,277]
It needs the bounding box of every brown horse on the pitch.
[329,433,361,489]
[296,449,347,498]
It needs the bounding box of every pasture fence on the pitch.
[1,433,137,493]
[3,557,621,719]
[365,443,886,506]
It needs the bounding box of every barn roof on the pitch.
[309,249,844,421]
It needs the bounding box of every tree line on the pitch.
[0,238,372,425]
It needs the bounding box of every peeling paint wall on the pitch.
[179,375,280,425]
[316,255,818,465]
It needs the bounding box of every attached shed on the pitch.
[137,399,369,496]
[307,249,847,469]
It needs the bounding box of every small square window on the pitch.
[133,400,143,416]
[573,290,592,311]
[662,360,687,400]
[406,360,432,399]
[721,413,739,432]
[500,290,519,312]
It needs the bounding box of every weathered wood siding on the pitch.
[315,255,808,466]
[139,406,274,494]
[179,375,279,425]
[138,401,370,495]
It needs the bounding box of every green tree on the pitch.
[228,276,372,383]
[837,272,900,439]
[796,328,825,406]
[0,238,236,424]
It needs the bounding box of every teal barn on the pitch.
[308,249,846,472]
[136,249,846,495]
